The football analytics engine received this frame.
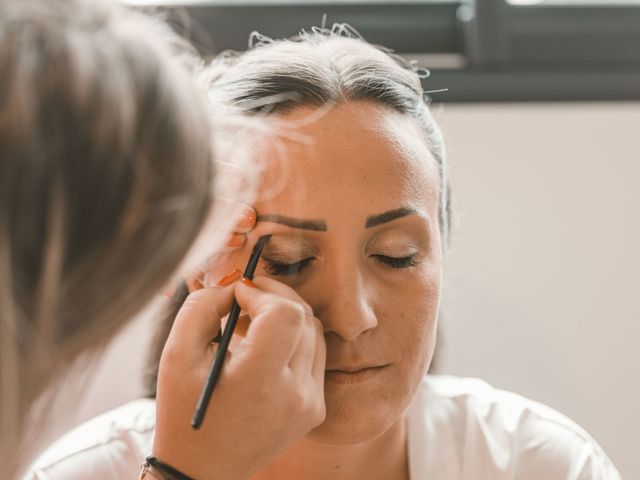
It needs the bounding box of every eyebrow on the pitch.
[365,207,420,228]
[256,214,327,232]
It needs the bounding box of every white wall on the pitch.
[54,102,639,479]
[435,102,640,480]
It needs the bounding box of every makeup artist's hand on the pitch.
[153,276,326,480]
[179,203,256,293]
[220,203,257,251]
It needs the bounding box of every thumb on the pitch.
[169,286,236,352]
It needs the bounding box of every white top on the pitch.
[25,375,620,479]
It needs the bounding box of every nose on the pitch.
[313,263,378,341]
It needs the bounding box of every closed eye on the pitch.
[372,254,421,269]
[262,257,314,276]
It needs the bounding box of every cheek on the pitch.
[381,267,441,373]
[394,300,437,362]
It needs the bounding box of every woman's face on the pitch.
[215,101,443,445]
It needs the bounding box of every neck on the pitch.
[251,415,409,480]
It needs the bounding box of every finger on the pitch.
[233,281,305,368]
[251,276,313,317]
[218,232,247,253]
[288,320,316,377]
[221,205,256,249]
[225,313,251,353]
[186,270,205,292]
[246,276,316,372]
[233,204,257,233]
[218,311,250,337]
[235,313,251,338]
[311,317,327,385]
[169,286,236,352]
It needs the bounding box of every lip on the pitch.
[324,365,389,385]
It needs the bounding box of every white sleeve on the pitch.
[23,400,155,480]
[26,440,144,480]
[511,418,621,480]
[574,447,622,480]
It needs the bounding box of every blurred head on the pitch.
[0,0,214,468]
[150,25,449,446]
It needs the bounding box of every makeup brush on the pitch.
[191,234,271,429]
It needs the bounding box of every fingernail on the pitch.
[217,269,242,286]
[237,210,256,229]
[226,232,244,248]
[241,277,256,288]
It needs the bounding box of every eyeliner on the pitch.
[191,234,271,429]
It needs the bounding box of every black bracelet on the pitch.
[145,456,196,480]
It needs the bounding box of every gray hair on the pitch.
[208,24,450,243]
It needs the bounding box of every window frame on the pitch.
[127,0,640,102]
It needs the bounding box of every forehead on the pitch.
[255,101,440,219]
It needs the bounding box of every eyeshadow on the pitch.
[262,234,319,260]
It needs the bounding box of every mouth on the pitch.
[324,364,389,385]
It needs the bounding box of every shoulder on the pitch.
[25,399,156,480]
[407,375,620,480]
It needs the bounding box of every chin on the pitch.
[304,388,403,445]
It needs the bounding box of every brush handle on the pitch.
[190,234,271,429]
[191,300,241,429]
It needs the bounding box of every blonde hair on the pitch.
[0,0,214,475]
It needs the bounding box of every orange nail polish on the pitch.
[241,277,256,288]
[237,210,256,229]
[217,269,242,286]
